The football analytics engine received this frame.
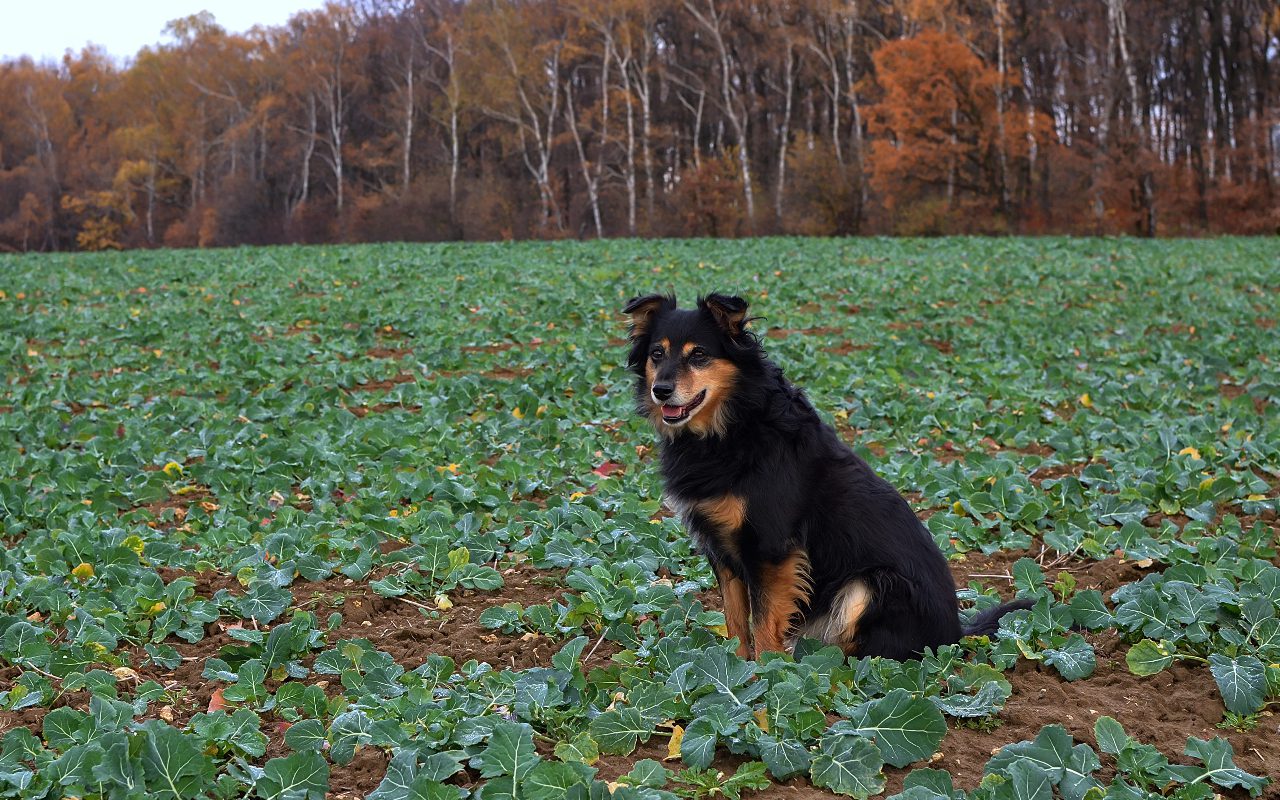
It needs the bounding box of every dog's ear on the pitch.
[622,294,675,340]
[699,293,750,336]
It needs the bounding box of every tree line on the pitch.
[1,0,1277,251]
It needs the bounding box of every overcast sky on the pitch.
[2,1,321,62]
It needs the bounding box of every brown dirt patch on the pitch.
[949,545,1153,600]
[459,338,554,354]
[976,438,1055,458]
[347,373,416,392]
[765,326,843,340]
[949,546,1037,597]
[346,402,422,418]
[366,347,413,359]
[821,341,872,356]
[832,422,886,457]
[295,565,579,672]
[925,339,954,355]
[1220,378,1269,414]
[1030,460,1092,485]
[329,746,391,799]
[481,367,533,381]
[119,487,214,529]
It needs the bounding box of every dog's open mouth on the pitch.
[660,389,706,424]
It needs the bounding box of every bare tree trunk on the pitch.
[146,155,156,244]
[684,0,754,226]
[327,80,345,213]
[617,51,639,235]
[994,0,1012,217]
[595,34,612,230]
[449,100,459,224]
[565,76,604,237]
[774,45,796,225]
[948,104,958,208]
[494,38,564,232]
[292,92,318,217]
[402,57,414,194]
[806,12,843,165]
[635,42,656,226]
[839,11,867,228]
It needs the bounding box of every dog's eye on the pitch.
[650,347,665,361]
[689,347,710,364]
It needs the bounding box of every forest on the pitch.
[0,0,1277,251]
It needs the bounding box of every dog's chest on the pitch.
[661,491,696,528]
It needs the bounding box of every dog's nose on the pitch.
[652,383,674,402]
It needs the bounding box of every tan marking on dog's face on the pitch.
[753,552,813,656]
[644,357,665,430]
[685,358,738,437]
[681,342,696,357]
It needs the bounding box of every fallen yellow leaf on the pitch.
[754,708,771,733]
[665,725,685,761]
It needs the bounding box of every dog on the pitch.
[623,292,1031,660]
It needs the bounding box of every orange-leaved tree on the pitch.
[864,29,1052,234]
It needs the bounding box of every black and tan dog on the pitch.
[624,292,1029,660]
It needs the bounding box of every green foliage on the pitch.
[0,238,1276,797]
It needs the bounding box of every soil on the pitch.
[365,347,413,359]
[822,341,872,357]
[345,402,422,418]
[346,372,416,392]
[4,538,1274,799]
[765,326,844,339]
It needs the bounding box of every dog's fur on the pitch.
[624,293,1030,660]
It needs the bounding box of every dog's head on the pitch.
[622,293,758,438]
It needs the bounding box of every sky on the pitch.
[1,1,320,62]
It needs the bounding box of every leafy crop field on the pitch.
[1,237,1278,800]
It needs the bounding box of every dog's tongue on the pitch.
[662,403,684,417]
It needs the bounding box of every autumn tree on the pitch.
[865,29,1051,233]
[0,0,1276,249]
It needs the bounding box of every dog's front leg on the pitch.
[716,567,751,658]
[751,551,812,658]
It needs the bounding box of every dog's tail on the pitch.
[962,598,1034,637]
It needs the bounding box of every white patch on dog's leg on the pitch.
[793,580,872,651]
